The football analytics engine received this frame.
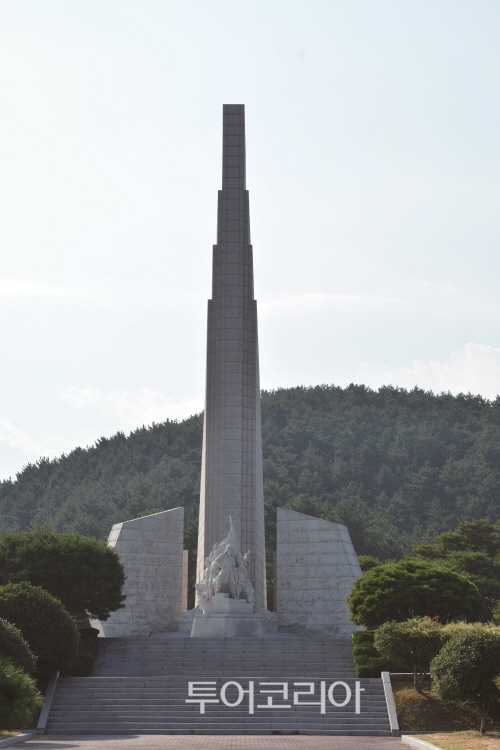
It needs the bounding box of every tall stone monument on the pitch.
[96,104,362,641]
[196,104,266,610]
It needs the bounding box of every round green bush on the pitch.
[0,618,36,675]
[348,558,482,628]
[431,627,500,734]
[0,655,42,731]
[0,583,79,676]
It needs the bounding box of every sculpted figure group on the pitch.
[196,519,255,606]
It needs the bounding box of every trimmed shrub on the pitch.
[68,628,100,677]
[431,627,500,734]
[0,527,125,621]
[374,617,443,692]
[352,631,406,677]
[0,656,42,731]
[0,619,36,675]
[0,583,78,676]
[440,621,500,640]
[348,559,482,628]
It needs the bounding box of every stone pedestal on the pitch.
[190,593,264,638]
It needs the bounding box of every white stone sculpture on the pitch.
[188,518,265,637]
[195,517,255,609]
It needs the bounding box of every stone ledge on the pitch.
[0,732,35,748]
[401,736,444,750]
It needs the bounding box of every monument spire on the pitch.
[196,104,266,608]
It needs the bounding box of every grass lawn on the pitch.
[418,731,500,750]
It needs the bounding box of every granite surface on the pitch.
[275,508,362,636]
[95,507,185,637]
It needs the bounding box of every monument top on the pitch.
[222,103,246,191]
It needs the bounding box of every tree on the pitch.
[0,583,79,676]
[492,602,500,625]
[348,559,481,628]
[0,656,42,731]
[432,551,500,621]
[431,627,500,734]
[414,519,500,559]
[374,617,443,692]
[414,520,500,620]
[0,527,125,620]
[0,619,36,675]
[358,555,382,572]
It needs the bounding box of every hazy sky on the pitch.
[2,0,500,480]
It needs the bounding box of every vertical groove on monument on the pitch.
[196,104,266,609]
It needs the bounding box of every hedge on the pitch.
[352,630,407,677]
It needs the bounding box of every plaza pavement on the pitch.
[25,735,406,750]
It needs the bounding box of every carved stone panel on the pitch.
[275,507,362,637]
[94,507,185,637]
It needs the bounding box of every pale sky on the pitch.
[1,0,500,479]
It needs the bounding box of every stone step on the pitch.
[95,646,354,651]
[50,710,387,717]
[52,691,386,698]
[57,678,375,684]
[50,717,388,724]
[50,710,390,718]
[93,656,355,663]
[91,667,356,673]
[93,660,355,668]
[53,687,385,694]
[47,716,387,734]
[95,656,356,660]
[46,729,392,736]
[57,672,381,686]
[53,699,387,704]
[93,640,353,651]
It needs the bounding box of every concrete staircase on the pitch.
[45,636,392,735]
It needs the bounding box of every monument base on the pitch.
[190,593,264,638]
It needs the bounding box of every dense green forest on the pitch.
[2,385,500,569]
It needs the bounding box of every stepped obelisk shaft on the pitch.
[196,104,266,609]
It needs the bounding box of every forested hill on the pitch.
[1,385,500,561]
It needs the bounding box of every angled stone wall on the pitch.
[96,507,185,637]
[275,508,362,637]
